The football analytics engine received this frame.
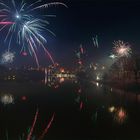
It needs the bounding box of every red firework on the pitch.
[0,21,15,25]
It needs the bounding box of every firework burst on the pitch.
[113,40,132,57]
[1,51,15,64]
[0,0,67,67]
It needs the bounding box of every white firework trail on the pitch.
[113,40,132,57]
[0,0,67,67]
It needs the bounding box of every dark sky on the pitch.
[48,0,140,68]
[0,0,140,68]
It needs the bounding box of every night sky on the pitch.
[0,0,140,68]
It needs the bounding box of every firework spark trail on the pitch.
[80,101,83,110]
[43,46,55,65]
[0,0,67,67]
[22,19,55,65]
[0,15,7,17]
[0,21,14,25]
[38,113,55,140]
[1,51,15,64]
[30,2,68,11]
[113,40,132,57]
[28,38,39,67]
[26,108,39,140]
[26,0,42,10]
[92,35,99,48]
[0,94,14,105]
[0,24,7,32]
[80,44,84,54]
[19,19,55,66]
[76,51,81,59]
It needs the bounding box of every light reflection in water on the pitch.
[59,77,65,83]
[0,93,14,105]
[96,82,99,87]
[108,106,116,113]
[114,107,127,124]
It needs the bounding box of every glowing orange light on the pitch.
[60,68,65,73]
[60,77,65,83]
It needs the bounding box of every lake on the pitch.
[0,81,140,140]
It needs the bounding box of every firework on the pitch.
[30,2,67,10]
[26,108,39,140]
[0,0,67,67]
[80,44,84,54]
[1,51,15,64]
[76,51,81,59]
[113,40,132,57]
[92,35,99,48]
[38,113,55,140]
[22,51,28,56]
[0,93,14,105]
[75,44,86,65]
[18,19,55,67]
[80,101,83,110]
